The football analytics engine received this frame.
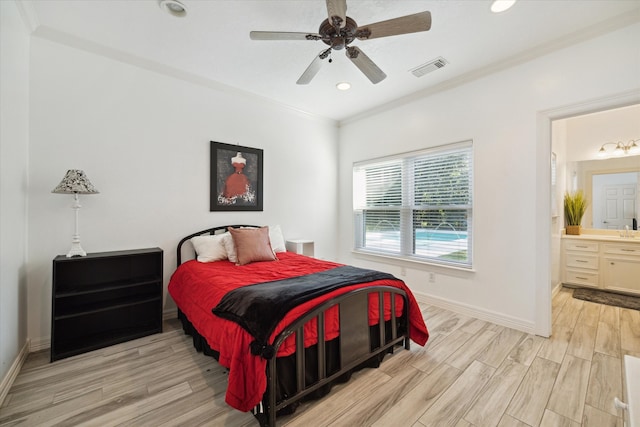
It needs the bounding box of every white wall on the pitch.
[26,37,339,347]
[565,104,640,162]
[337,23,640,334]
[0,0,30,394]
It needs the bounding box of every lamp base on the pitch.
[66,241,87,257]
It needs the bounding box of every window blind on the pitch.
[353,141,473,267]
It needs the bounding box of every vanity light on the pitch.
[336,82,351,91]
[490,0,517,13]
[597,139,640,158]
[159,0,188,18]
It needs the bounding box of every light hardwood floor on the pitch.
[1,286,639,426]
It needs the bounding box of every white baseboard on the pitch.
[413,291,536,335]
[0,339,30,406]
[163,308,178,321]
[552,281,563,297]
[29,336,50,352]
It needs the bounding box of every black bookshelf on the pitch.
[51,248,163,362]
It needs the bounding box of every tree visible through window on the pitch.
[353,141,473,267]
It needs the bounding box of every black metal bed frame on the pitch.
[175,225,411,427]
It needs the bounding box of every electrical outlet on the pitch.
[429,272,436,283]
[400,267,406,276]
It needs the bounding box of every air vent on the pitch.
[410,57,448,77]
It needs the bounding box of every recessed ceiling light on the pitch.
[491,0,517,13]
[159,0,188,18]
[336,82,351,91]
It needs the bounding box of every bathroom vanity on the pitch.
[562,232,640,295]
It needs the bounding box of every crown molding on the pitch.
[340,11,640,126]
[14,0,40,33]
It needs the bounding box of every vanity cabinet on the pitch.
[563,240,599,288]
[562,236,640,295]
[602,244,640,294]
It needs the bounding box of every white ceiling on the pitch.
[22,0,640,121]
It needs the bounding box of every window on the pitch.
[353,141,473,268]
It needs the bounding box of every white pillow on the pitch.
[191,234,228,262]
[221,232,238,263]
[268,225,286,253]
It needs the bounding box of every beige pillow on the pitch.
[228,226,278,265]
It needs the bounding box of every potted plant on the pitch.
[564,190,588,235]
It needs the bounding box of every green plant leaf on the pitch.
[564,190,588,226]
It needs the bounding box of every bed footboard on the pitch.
[254,286,410,427]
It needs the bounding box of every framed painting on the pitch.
[210,141,263,211]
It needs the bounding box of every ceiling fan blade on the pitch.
[326,0,347,29]
[356,11,432,40]
[297,48,332,85]
[346,46,386,84]
[250,31,320,41]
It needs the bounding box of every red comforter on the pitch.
[168,252,428,412]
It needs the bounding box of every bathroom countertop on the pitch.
[562,233,640,243]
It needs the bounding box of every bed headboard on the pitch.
[177,225,259,267]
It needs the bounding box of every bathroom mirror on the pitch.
[567,156,640,229]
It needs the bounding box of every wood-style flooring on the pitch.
[1,286,639,426]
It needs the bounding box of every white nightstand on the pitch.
[286,239,314,257]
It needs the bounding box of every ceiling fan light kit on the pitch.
[250,0,432,85]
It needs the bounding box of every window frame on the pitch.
[353,140,474,269]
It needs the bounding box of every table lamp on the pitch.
[52,169,99,257]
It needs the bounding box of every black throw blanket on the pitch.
[212,265,398,359]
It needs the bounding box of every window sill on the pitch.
[352,249,476,273]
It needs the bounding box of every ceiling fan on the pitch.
[249,0,432,85]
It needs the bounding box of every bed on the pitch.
[168,225,429,426]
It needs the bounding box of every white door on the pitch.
[601,184,637,229]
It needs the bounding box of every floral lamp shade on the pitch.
[52,169,99,194]
[52,169,99,257]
